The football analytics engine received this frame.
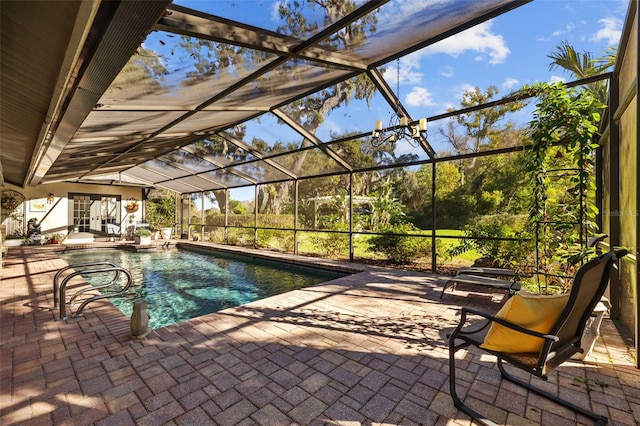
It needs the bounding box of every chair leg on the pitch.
[448,338,500,426]
[497,359,608,425]
[440,279,455,299]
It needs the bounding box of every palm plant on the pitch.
[547,40,616,104]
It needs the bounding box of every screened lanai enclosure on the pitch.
[1,0,638,364]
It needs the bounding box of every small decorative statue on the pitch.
[27,218,42,244]
[130,299,151,339]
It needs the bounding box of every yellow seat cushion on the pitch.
[480,293,570,353]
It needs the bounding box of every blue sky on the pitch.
[399,0,627,112]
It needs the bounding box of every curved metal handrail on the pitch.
[67,270,125,305]
[57,265,133,320]
[53,261,119,308]
[70,267,133,319]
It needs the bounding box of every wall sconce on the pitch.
[47,193,54,204]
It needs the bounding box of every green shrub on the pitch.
[134,228,152,237]
[257,214,294,228]
[207,213,255,227]
[367,224,432,264]
[227,228,254,247]
[205,227,225,243]
[310,227,350,257]
[448,215,533,270]
[146,196,175,229]
[258,230,294,252]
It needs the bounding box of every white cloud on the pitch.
[453,84,476,100]
[271,2,284,21]
[381,56,423,85]
[550,75,565,84]
[440,66,454,78]
[400,55,423,84]
[502,78,520,90]
[564,3,578,14]
[404,71,424,85]
[405,87,434,107]
[590,18,622,45]
[424,21,510,64]
[552,24,575,38]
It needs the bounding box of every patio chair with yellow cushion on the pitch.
[447,249,627,426]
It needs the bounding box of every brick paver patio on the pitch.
[1,244,639,425]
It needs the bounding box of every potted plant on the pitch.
[149,226,160,240]
[146,195,175,240]
[159,227,173,240]
[125,199,140,214]
[134,228,152,245]
[47,232,64,244]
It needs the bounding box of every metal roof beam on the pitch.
[157,5,369,72]
[137,161,227,189]
[179,145,257,185]
[272,109,352,171]
[217,132,298,179]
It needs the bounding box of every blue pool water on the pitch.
[59,247,346,329]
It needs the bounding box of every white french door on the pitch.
[72,194,120,234]
[89,200,102,232]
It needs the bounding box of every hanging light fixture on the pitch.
[371,59,428,147]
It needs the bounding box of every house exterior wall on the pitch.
[604,1,638,364]
[1,182,144,240]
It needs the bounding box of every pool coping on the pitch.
[176,241,374,275]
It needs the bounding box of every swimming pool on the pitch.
[58,246,347,329]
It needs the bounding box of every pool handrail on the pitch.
[66,267,133,319]
[56,263,133,320]
[67,270,125,305]
[53,261,120,308]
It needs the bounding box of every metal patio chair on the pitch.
[448,249,627,426]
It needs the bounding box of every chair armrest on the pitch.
[614,248,629,259]
[455,307,560,343]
